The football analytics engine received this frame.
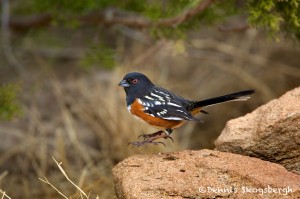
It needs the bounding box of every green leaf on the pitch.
[0,84,22,121]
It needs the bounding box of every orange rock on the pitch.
[215,87,300,174]
[112,150,300,199]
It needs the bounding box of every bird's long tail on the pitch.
[193,89,255,108]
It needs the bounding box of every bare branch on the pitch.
[9,14,52,30]
[1,0,24,74]
[39,157,90,199]
[39,177,69,199]
[52,157,89,199]
[157,0,215,27]
[218,24,249,32]
[0,189,11,199]
[9,0,215,30]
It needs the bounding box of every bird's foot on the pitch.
[129,129,173,147]
[128,139,166,147]
[138,130,174,142]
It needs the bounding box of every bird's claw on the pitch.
[138,134,148,139]
[164,135,174,143]
[129,130,173,147]
[138,130,174,141]
[138,134,174,142]
[128,140,166,147]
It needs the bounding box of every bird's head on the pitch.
[118,72,154,101]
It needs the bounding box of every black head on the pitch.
[118,72,155,104]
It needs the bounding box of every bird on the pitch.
[118,72,255,146]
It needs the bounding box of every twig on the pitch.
[51,157,89,199]
[188,38,274,100]
[157,0,215,27]
[1,0,24,74]
[51,79,93,164]
[0,171,8,183]
[30,47,85,60]
[9,13,52,30]
[218,24,249,32]
[39,177,68,199]
[0,189,11,199]
[189,38,300,78]
[39,157,89,198]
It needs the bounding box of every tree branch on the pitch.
[9,0,215,30]
[157,0,215,26]
[1,0,24,74]
[9,14,52,30]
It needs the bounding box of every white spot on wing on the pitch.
[145,95,154,100]
[157,90,170,98]
[157,109,167,116]
[150,92,165,101]
[175,109,188,115]
[162,116,183,120]
[154,101,162,105]
[167,102,181,107]
[147,113,155,117]
[137,98,143,105]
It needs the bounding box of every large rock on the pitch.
[215,87,300,174]
[112,150,300,199]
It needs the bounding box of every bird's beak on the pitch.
[118,79,130,87]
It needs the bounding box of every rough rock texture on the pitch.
[112,150,300,199]
[215,87,300,174]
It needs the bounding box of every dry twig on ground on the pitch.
[39,157,89,199]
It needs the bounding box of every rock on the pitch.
[112,150,300,199]
[215,87,300,174]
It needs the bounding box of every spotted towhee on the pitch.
[119,72,254,146]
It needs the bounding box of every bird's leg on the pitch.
[138,128,173,141]
[129,129,173,147]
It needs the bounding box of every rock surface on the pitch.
[112,149,300,199]
[215,87,300,174]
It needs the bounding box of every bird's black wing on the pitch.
[138,87,201,122]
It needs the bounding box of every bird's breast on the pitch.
[128,99,184,129]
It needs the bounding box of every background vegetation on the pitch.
[0,0,299,198]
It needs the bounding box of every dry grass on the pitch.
[0,28,299,198]
[0,60,183,198]
[39,157,89,199]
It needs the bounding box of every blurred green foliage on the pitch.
[14,0,300,40]
[18,0,241,32]
[11,0,300,70]
[5,0,300,120]
[16,0,245,67]
[0,84,22,121]
[248,0,300,40]
[80,43,116,69]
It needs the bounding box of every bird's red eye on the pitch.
[132,79,138,84]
